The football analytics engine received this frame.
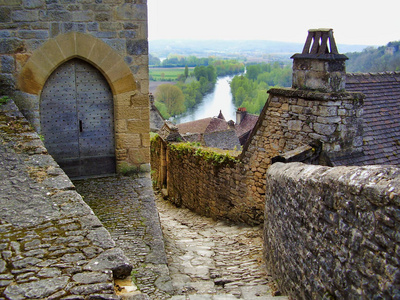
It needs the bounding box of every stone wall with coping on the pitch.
[151,136,263,225]
[0,0,149,170]
[264,162,400,299]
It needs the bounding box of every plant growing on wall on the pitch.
[168,142,239,167]
[0,96,10,105]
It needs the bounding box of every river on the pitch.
[173,75,237,124]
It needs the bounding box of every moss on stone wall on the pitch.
[168,142,239,167]
[150,135,262,225]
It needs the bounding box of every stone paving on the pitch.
[75,174,288,300]
[74,175,172,300]
[156,196,288,300]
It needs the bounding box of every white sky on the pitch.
[148,0,399,46]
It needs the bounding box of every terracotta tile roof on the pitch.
[335,72,400,166]
[176,110,258,149]
[205,117,230,134]
[176,117,213,135]
[177,117,229,135]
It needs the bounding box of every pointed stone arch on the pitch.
[17,32,150,174]
[18,32,136,96]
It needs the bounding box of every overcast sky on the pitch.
[148,0,399,46]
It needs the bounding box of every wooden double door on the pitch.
[41,59,115,178]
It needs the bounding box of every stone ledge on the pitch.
[271,142,322,165]
[268,87,365,102]
[265,162,400,298]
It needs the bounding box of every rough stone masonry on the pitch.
[0,99,132,298]
[265,162,400,299]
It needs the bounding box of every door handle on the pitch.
[79,120,83,132]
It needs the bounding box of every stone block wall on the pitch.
[291,57,347,92]
[264,162,400,299]
[240,88,364,215]
[151,137,263,225]
[0,0,150,170]
[150,134,164,187]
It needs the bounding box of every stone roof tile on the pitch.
[336,72,400,166]
[203,129,241,150]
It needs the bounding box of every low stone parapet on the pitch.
[264,162,400,299]
[0,99,131,299]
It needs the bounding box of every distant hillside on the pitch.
[346,41,400,72]
[149,39,369,61]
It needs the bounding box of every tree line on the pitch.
[230,62,292,114]
[346,41,400,72]
[154,59,244,119]
[150,54,223,68]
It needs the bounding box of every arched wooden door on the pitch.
[40,58,115,178]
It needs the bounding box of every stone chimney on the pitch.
[291,29,348,92]
[261,29,365,161]
[236,107,247,125]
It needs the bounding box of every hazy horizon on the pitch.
[148,0,398,46]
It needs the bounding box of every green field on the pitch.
[149,67,194,81]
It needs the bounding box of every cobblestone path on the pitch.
[156,196,287,300]
[74,175,173,300]
[75,175,288,300]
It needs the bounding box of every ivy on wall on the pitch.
[167,142,239,167]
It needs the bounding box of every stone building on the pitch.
[149,93,165,132]
[176,112,241,150]
[0,0,149,178]
[173,108,257,150]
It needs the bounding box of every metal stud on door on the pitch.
[41,59,116,178]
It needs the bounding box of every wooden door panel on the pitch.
[41,59,115,178]
[41,61,79,163]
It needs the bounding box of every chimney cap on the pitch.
[291,28,348,60]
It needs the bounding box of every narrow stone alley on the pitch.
[74,175,288,300]
[156,196,286,300]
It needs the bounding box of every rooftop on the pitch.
[235,113,259,144]
[334,72,400,166]
[176,117,229,136]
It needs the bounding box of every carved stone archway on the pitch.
[17,32,150,174]
[18,32,136,96]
